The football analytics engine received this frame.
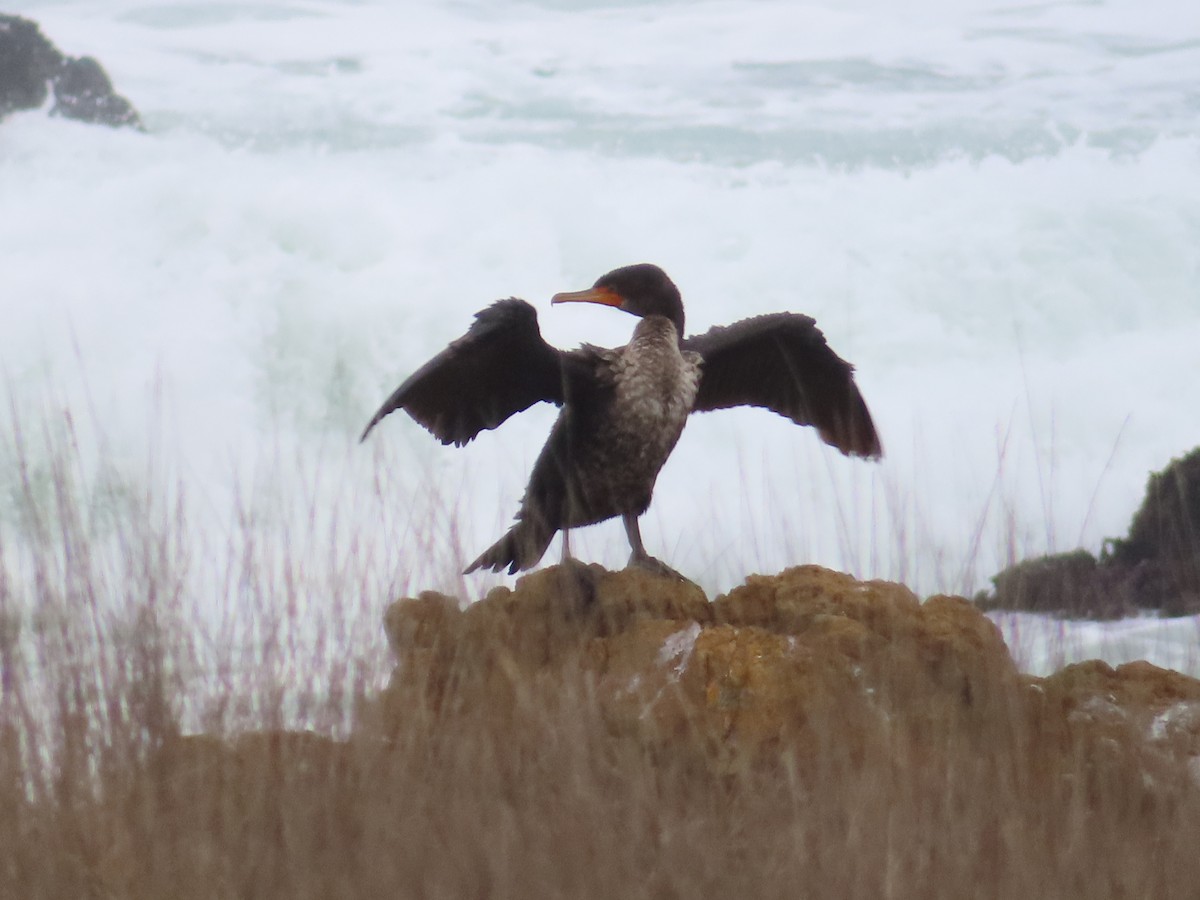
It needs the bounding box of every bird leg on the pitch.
[622,513,695,584]
[553,527,600,604]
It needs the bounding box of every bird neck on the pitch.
[642,306,684,341]
[631,315,682,347]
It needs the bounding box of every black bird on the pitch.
[361,263,882,578]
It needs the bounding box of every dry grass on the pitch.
[3,640,1200,900]
[2,423,1200,899]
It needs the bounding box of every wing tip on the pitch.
[360,403,400,442]
[854,440,884,461]
[852,424,884,460]
[360,392,407,444]
[818,406,883,460]
[826,435,883,460]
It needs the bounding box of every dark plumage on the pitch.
[361,263,882,577]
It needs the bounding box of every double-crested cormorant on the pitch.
[361,263,882,577]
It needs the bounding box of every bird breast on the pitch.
[554,319,700,522]
[608,319,701,462]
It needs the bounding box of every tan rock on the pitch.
[378,565,1029,770]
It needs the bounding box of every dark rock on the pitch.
[1106,446,1200,612]
[0,14,141,128]
[980,448,1200,618]
[53,56,141,128]
[0,14,60,114]
[977,549,1130,618]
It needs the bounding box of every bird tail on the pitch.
[464,516,557,575]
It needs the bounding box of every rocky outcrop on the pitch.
[1106,446,1200,611]
[374,564,1200,779]
[0,14,57,114]
[980,448,1200,617]
[0,14,141,128]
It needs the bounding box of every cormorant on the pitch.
[361,263,882,578]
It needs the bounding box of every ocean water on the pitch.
[3,0,1199,680]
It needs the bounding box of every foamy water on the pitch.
[3,0,1199,677]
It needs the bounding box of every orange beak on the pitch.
[551,285,624,309]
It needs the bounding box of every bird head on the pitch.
[552,263,685,338]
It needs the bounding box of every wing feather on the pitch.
[361,298,583,446]
[683,313,882,458]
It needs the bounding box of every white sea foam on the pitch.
[3,0,1198,678]
[991,612,1200,679]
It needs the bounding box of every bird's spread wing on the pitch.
[682,313,882,458]
[361,298,586,446]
